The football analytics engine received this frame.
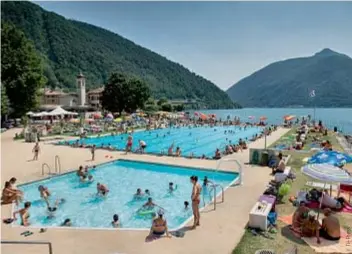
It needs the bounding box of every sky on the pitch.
[35,1,352,90]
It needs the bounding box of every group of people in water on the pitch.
[4,166,210,238]
[57,123,278,162]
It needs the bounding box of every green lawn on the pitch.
[233,128,352,254]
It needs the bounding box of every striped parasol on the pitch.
[301,163,352,185]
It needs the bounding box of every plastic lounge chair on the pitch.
[254,250,275,254]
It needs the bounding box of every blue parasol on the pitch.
[308,150,352,166]
[301,163,352,185]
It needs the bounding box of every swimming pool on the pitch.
[16,160,238,230]
[59,126,263,158]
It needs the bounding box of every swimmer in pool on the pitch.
[169,182,175,192]
[61,218,72,227]
[46,198,65,219]
[143,197,156,209]
[134,188,143,198]
[184,201,189,210]
[88,175,94,183]
[38,185,51,202]
[111,214,120,228]
[97,183,109,196]
[145,189,150,196]
[203,176,209,186]
[80,175,88,183]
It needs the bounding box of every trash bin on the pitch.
[261,151,269,166]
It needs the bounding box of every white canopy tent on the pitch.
[33,111,49,117]
[49,106,78,116]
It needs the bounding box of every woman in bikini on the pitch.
[126,134,133,154]
[148,210,170,238]
[2,181,22,205]
[13,201,31,226]
[38,185,51,203]
[32,142,40,161]
[190,175,202,229]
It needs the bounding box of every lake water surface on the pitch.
[195,108,352,135]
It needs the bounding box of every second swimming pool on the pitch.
[16,160,238,230]
[60,126,263,158]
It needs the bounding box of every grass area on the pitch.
[233,128,352,254]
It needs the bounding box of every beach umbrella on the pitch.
[199,113,208,120]
[301,163,352,218]
[308,150,352,167]
[284,115,296,121]
[259,116,267,121]
[106,113,113,119]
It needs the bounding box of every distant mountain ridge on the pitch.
[226,48,352,108]
[1,1,239,109]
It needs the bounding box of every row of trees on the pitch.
[1,22,46,118]
[1,22,184,119]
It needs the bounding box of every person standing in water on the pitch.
[91,145,96,161]
[32,142,40,161]
[190,175,202,229]
[126,134,133,154]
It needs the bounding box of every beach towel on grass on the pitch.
[302,236,352,253]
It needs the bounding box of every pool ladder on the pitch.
[203,158,243,210]
[41,155,61,176]
[203,183,224,211]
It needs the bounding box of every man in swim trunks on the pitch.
[32,142,40,161]
[13,201,31,226]
[91,145,96,161]
[319,208,341,241]
[190,175,202,229]
[46,199,64,219]
[97,183,109,196]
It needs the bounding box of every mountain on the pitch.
[1,1,239,109]
[226,48,352,107]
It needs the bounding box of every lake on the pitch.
[195,108,352,135]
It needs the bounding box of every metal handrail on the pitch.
[1,240,53,254]
[41,163,51,176]
[55,155,61,174]
[216,158,243,185]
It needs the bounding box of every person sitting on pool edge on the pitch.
[213,149,221,160]
[97,183,109,196]
[175,147,182,157]
[111,214,120,228]
[146,209,171,240]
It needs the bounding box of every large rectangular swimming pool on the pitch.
[16,160,238,230]
[58,126,263,158]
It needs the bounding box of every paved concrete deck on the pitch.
[1,127,290,254]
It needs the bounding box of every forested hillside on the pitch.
[1,1,240,109]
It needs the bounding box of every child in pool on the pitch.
[184,201,189,210]
[169,182,175,192]
[111,214,120,228]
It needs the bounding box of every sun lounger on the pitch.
[274,166,291,183]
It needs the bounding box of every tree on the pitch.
[161,103,173,112]
[1,22,46,117]
[1,85,10,117]
[101,73,150,114]
[157,97,168,106]
[173,104,185,112]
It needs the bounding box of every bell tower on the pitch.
[76,71,86,106]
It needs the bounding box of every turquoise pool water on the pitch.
[60,126,263,158]
[16,160,238,229]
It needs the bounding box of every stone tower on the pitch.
[76,72,86,106]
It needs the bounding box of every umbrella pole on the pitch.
[317,182,327,220]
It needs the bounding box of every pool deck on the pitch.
[1,127,290,254]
